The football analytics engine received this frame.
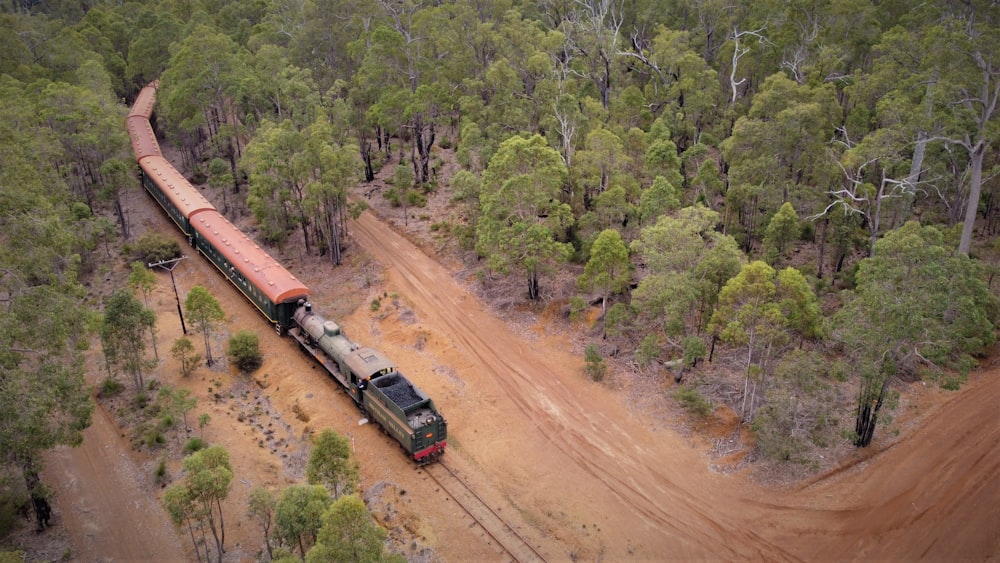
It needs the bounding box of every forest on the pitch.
[1,0,999,543]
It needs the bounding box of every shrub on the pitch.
[584,344,607,382]
[143,427,166,448]
[184,437,207,454]
[228,330,262,373]
[674,386,712,416]
[126,232,181,264]
[751,350,842,463]
[154,459,168,486]
[98,377,125,397]
[406,190,427,207]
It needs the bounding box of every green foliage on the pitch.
[631,206,745,354]
[681,336,707,369]
[101,290,156,391]
[143,427,166,448]
[276,484,332,558]
[578,229,630,318]
[184,286,225,366]
[154,459,168,486]
[170,337,201,377]
[567,296,587,322]
[584,344,607,382]
[165,446,233,561]
[248,487,278,560]
[674,386,712,417]
[306,495,401,563]
[752,350,842,463]
[835,222,998,446]
[98,377,125,397]
[763,202,801,265]
[306,429,359,500]
[476,135,574,300]
[184,437,207,454]
[603,302,632,340]
[637,334,661,368]
[227,330,263,373]
[127,232,181,265]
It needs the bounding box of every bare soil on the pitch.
[7,147,998,561]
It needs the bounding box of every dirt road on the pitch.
[37,203,999,561]
[43,399,187,561]
[348,210,1000,560]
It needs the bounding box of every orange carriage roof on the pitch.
[192,210,311,304]
[127,82,158,120]
[138,155,217,219]
[127,115,161,160]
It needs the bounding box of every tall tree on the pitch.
[476,134,574,300]
[128,260,159,359]
[275,484,332,558]
[101,289,156,390]
[184,285,225,367]
[166,446,233,563]
[578,228,630,317]
[0,76,94,529]
[708,261,815,421]
[833,222,997,447]
[930,2,1000,255]
[305,495,401,563]
[721,73,838,252]
[630,205,744,366]
[306,429,359,500]
[248,487,278,560]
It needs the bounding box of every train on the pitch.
[127,81,447,464]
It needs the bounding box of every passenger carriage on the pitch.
[138,155,216,239]
[191,210,310,333]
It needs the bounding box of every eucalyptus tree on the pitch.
[926,1,1000,255]
[124,7,182,91]
[101,289,157,391]
[165,446,233,563]
[618,26,723,151]
[243,118,309,249]
[721,73,839,253]
[305,495,400,563]
[276,484,332,558]
[630,205,743,370]
[552,0,623,110]
[708,261,820,421]
[476,134,574,300]
[833,222,997,447]
[306,429,359,500]
[36,65,129,211]
[184,285,225,367]
[578,228,630,318]
[762,202,800,267]
[285,0,374,93]
[571,127,630,211]
[302,131,363,265]
[160,24,247,167]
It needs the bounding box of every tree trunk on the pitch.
[959,141,986,255]
[528,272,540,300]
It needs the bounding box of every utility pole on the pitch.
[148,256,188,335]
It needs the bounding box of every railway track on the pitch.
[423,462,547,563]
